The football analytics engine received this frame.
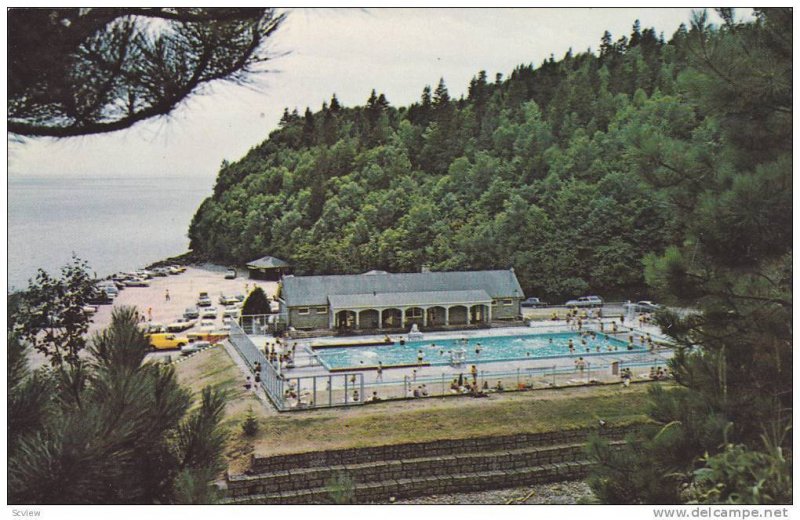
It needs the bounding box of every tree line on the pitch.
[189,14,707,301]
[190,8,792,503]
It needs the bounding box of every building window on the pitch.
[502,299,513,306]
[297,308,309,315]
[407,308,423,318]
[315,307,327,314]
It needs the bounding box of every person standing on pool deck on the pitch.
[470,364,478,385]
[165,289,170,301]
[376,362,383,383]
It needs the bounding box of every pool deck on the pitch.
[251,319,672,390]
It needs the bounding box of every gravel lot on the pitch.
[28,263,278,368]
[386,480,595,505]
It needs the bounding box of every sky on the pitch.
[7,7,749,180]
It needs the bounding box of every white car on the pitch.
[167,318,196,332]
[123,277,150,287]
[180,341,212,356]
[564,295,604,308]
[201,307,218,319]
[219,294,238,305]
[222,308,240,319]
[623,300,661,313]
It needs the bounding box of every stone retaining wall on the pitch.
[229,461,594,504]
[225,425,640,504]
[227,442,606,497]
[245,425,633,473]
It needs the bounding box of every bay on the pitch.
[8,175,214,291]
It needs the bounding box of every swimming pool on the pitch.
[313,332,643,370]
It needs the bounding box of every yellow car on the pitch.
[148,333,190,351]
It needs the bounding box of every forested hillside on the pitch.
[189,9,790,302]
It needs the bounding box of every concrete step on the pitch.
[225,459,595,504]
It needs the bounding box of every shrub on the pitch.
[241,407,259,437]
[326,472,355,504]
[242,287,271,315]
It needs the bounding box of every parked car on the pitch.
[136,269,155,279]
[87,291,113,305]
[187,331,229,343]
[197,292,212,307]
[101,284,119,298]
[219,294,238,305]
[623,300,661,313]
[148,333,189,351]
[521,297,548,308]
[201,307,218,319]
[181,340,212,356]
[564,295,604,308]
[167,265,185,275]
[151,267,169,277]
[222,308,240,319]
[123,277,150,287]
[183,307,200,320]
[224,268,237,279]
[140,322,166,334]
[167,318,196,332]
[234,294,245,302]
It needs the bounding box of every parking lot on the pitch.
[23,264,279,367]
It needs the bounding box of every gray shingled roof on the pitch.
[282,270,523,307]
[328,289,492,309]
[246,256,290,269]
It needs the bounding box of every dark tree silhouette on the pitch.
[8,8,284,138]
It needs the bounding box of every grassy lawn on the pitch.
[173,345,657,473]
[251,384,655,457]
[173,346,268,472]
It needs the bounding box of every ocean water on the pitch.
[8,175,214,291]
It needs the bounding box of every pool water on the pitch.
[314,332,642,370]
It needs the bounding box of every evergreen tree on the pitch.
[242,286,272,315]
[587,8,792,504]
[8,306,228,504]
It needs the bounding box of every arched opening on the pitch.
[335,310,356,330]
[404,307,424,328]
[470,304,489,324]
[448,305,468,326]
[427,306,447,327]
[358,309,380,329]
[381,308,402,329]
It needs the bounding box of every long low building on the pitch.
[280,269,524,331]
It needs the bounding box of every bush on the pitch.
[242,287,271,315]
[241,407,259,437]
[326,472,355,504]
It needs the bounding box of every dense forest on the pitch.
[189,10,790,304]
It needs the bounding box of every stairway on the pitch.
[224,426,634,504]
